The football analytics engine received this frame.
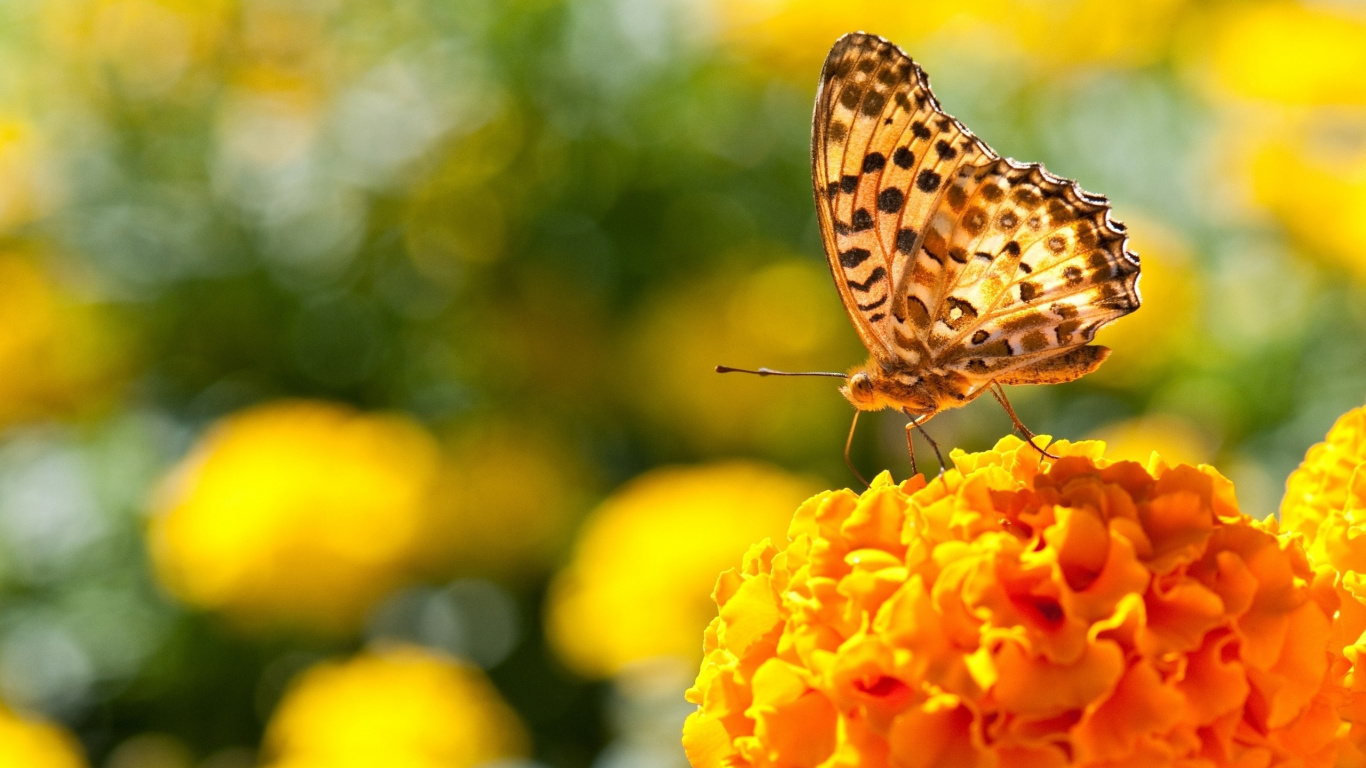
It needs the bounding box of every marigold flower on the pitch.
[0,706,88,768]
[148,400,441,634]
[260,645,527,768]
[547,462,818,679]
[1279,405,1366,760]
[685,436,1344,767]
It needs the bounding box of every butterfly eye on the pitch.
[850,372,875,399]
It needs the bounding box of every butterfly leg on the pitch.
[902,421,918,477]
[844,410,870,489]
[903,411,946,477]
[989,382,1059,461]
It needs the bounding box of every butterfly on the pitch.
[720,33,1140,479]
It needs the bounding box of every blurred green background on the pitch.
[1,0,1365,766]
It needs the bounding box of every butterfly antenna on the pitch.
[716,366,847,378]
[844,410,870,489]
[989,383,1059,461]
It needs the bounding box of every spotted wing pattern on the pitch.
[812,32,997,365]
[916,158,1140,385]
[812,32,1139,391]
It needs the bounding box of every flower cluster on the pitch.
[685,437,1345,767]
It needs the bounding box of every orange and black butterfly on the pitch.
[720,33,1141,479]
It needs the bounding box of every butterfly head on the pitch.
[840,364,937,415]
[842,371,878,407]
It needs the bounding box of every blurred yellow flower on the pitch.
[1247,130,1366,283]
[1089,413,1216,467]
[261,645,527,768]
[713,0,1190,75]
[44,0,232,100]
[148,401,442,634]
[546,462,818,679]
[1199,2,1366,106]
[416,420,592,580]
[0,706,88,768]
[0,248,127,427]
[625,258,858,460]
[685,437,1344,767]
[0,117,51,232]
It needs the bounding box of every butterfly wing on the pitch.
[917,157,1140,385]
[812,32,998,366]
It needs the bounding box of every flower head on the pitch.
[260,645,527,768]
[148,400,441,633]
[685,437,1343,767]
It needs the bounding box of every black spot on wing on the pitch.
[893,146,915,168]
[862,152,886,173]
[851,208,874,232]
[839,248,872,268]
[916,169,941,193]
[895,228,918,255]
[911,121,931,139]
[877,187,905,213]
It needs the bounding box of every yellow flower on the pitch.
[43,0,232,100]
[1279,405,1366,759]
[1199,2,1366,106]
[685,437,1344,767]
[0,117,50,233]
[1280,405,1366,571]
[1246,132,1366,284]
[0,248,127,427]
[1088,413,1215,467]
[0,706,88,768]
[546,462,819,679]
[260,646,527,768]
[148,400,441,634]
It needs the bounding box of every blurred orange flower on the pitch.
[261,645,527,768]
[685,437,1343,767]
[148,401,441,634]
[0,706,88,768]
